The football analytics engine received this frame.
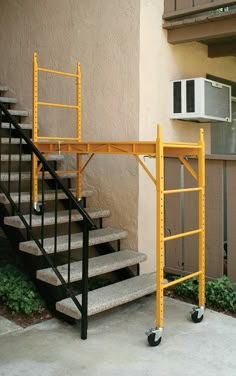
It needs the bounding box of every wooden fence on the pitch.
[164,156,236,286]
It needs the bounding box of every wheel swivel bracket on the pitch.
[191,306,204,319]
[146,327,163,342]
[33,201,43,214]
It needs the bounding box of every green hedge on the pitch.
[173,275,236,313]
[0,264,45,314]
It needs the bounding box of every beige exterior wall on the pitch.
[0,0,140,250]
[1,1,236,273]
[139,0,236,273]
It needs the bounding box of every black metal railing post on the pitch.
[0,109,2,178]
[81,220,89,340]
[18,136,23,212]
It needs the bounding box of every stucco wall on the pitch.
[139,0,236,273]
[0,0,140,250]
[1,0,236,273]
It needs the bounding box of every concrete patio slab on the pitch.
[0,295,235,376]
[0,316,21,336]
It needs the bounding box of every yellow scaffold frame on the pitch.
[32,52,83,210]
[32,54,205,346]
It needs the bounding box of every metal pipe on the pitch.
[164,271,202,289]
[38,101,78,109]
[164,228,201,241]
[38,67,79,78]
[164,187,201,194]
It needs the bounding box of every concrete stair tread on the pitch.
[0,97,17,104]
[37,249,147,286]
[1,122,32,130]
[0,171,76,181]
[0,154,64,161]
[19,227,128,256]
[5,207,110,228]
[0,189,93,204]
[0,85,8,92]
[56,272,158,319]
[0,138,27,144]
[2,109,29,117]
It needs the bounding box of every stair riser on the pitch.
[0,128,32,142]
[0,144,30,156]
[0,161,31,174]
[0,175,75,199]
[18,221,83,241]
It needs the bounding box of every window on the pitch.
[211,100,236,154]
[207,75,236,155]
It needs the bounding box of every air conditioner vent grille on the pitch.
[170,77,232,123]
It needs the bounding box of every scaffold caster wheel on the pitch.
[146,328,163,347]
[147,333,162,347]
[191,307,204,323]
[33,202,43,215]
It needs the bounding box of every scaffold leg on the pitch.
[76,155,82,201]
[32,154,42,214]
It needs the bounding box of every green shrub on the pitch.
[0,264,45,314]
[173,275,236,313]
[206,276,236,312]
[174,276,199,303]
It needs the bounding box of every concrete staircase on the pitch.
[0,85,156,330]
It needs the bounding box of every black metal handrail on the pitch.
[0,102,95,339]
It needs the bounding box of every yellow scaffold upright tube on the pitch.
[156,124,164,330]
[198,128,205,308]
[32,52,39,209]
[76,62,82,200]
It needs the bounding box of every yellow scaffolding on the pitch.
[32,52,82,210]
[32,54,205,346]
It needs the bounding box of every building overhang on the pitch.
[163,1,236,58]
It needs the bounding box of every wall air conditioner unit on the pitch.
[170,77,232,122]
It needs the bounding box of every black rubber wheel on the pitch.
[191,310,204,323]
[147,333,162,347]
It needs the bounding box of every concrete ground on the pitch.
[0,294,235,376]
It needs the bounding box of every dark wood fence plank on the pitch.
[164,157,182,274]
[226,161,236,285]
